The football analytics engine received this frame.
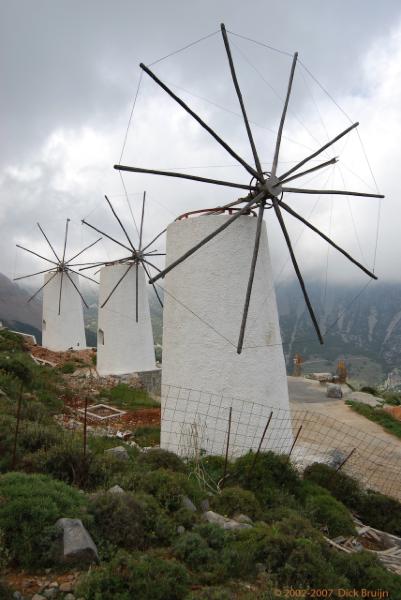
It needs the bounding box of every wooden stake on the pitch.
[83,395,88,460]
[249,411,273,476]
[288,425,302,459]
[336,447,356,472]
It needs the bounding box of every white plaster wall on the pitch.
[97,263,156,376]
[161,214,293,456]
[42,271,87,351]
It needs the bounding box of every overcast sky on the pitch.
[1,0,401,297]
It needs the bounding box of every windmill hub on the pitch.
[262,175,282,198]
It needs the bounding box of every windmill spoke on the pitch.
[279,122,359,181]
[272,199,323,344]
[142,258,162,273]
[141,228,167,253]
[271,52,298,177]
[221,23,263,176]
[279,157,337,184]
[139,191,146,251]
[100,263,133,309]
[79,261,112,272]
[16,244,58,266]
[14,268,54,281]
[282,187,384,199]
[237,201,265,354]
[140,62,261,181]
[104,195,137,252]
[149,194,262,284]
[65,237,102,264]
[27,271,58,303]
[37,223,60,262]
[142,262,164,308]
[114,165,256,191]
[61,219,70,264]
[68,268,99,285]
[135,261,139,322]
[58,271,65,315]
[82,219,133,253]
[144,253,165,256]
[65,271,89,308]
[279,200,377,279]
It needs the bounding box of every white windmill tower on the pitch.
[15,219,100,351]
[81,194,164,376]
[114,24,383,456]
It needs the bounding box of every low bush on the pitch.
[173,532,215,571]
[137,448,187,473]
[334,551,401,598]
[303,482,355,537]
[0,357,32,384]
[210,486,262,520]
[186,587,232,600]
[141,468,203,512]
[99,383,160,410]
[0,529,10,572]
[358,490,401,536]
[61,362,76,374]
[0,330,25,352]
[0,472,85,567]
[303,463,362,509]
[198,455,227,487]
[194,523,227,551]
[230,451,302,508]
[76,550,190,600]
[347,401,401,440]
[134,425,161,447]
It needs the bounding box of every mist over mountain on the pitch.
[2,272,400,385]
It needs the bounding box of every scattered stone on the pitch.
[59,582,74,593]
[347,391,381,407]
[181,496,197,512]
[55,518,99,565]
[326,384,343,399]
[309,372,332,383]
[32,595,46,600]
[105,446,129,461]
[49,582,59,589]
[108,484,125,494]
[177,525,185,535]
[200,498,210,512]
[43,589,58,599]
[234,514,253,524]
[0,388,6,397]
[13,592,23,600]
[64,594,76,600]
[203,510,252,531]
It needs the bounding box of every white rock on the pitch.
[108,484,125,494]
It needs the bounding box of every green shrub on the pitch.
[210,486,262,520]
[173,507,199,530]
[198,456,227,487]
[382,391,401,406]
[193,523,227,551]
[134,425,161,447]
[18,421,62,453]
[230,451,302,508]
[334,551,401,598]
[138,448,187,473]
[0,529,10,572]
[141,468,202,512]
[360,386,381,397]
[0,472,85,567]
[89,492,149,550]
[76,550,190,600]
[186,587,232,600]
[0,356,32,384]
[303,482,355,537]
[358,490,401,536]
[0,581,13,599]
[30,440,125,490]
[347,401,401,440]
[173,532,215,571]
[0,330,25,352]
[303,463,362,509]
[61,362,76,374]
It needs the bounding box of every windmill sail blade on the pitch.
[221,23,263,176]
[82,219,133,253]
[282,186,384,199]
[140,62,261,181]
[114,165,255,192]
[279,157,337,184]
[271,52,298,177]
[279,122,359,181]
[101,263,133,309]
[279,200,378,280]
[16,244,58,266]
[139,192,146,251]
[65,237,102,264]
[149,195,261,284]
[104,195,136,252]
[27,271,58,303]
[237,201,265,354]
[65,271,89,309]
[14,267,54,281]
[61,219,70,264]
[142,258,162,273]
[37,223,60,262]
[272,199,323,344]
[135,261,139,322]
[141,228,167,253]
[68,268,99,285]
[58,271,65,315]
[142,262,163,308]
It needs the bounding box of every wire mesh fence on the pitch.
[161,384,401,501]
